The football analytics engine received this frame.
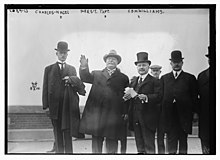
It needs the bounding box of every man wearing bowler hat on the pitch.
[42,41,86,153]
[123,52,161,154]
[160,50,198,154]
[79,50,129,153]
[197,46,210,154]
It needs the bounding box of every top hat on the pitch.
[150,65,162,70]
[103,49,122,64]
[169,50,184,62]
[135,52,151,65]
[55,41,70,52]
[206,46,210,57]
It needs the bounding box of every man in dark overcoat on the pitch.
[160,50,198,154]
[197,47,210,154]
[124,52,161,154]
[79,50,129,153]
[42,41,85,153]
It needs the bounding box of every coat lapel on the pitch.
[135,74,151,92]
[168,71,175,80]
[48,63,62,90]
[130,76,138,88]
[110,68,120,78]
[175,70,184,80]
[102,68,117,80]
[102,68,110,80]
[63,63,70,77]
[51,62,61,79]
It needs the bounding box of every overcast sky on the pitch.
[7,8,209,106]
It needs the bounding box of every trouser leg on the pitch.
[167,103,183,154]
[47,118,56,152]
[52,119,64,153]
[167,125,178,154]
[120,139,127,154]
[106,138,118,153]
[157,126,165,154]
[178,128,188,154]
[142,125,156,154]
[92,135,104,153]
[133,122,145,153]
[63,129,73,153]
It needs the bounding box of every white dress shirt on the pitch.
[138,73,148,83]
[173,70,182,79]
[57,60,66,69]
[172,70,182,103]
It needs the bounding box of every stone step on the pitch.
[8,126,198,142]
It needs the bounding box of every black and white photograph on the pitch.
[3,1,218,159]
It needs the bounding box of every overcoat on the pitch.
[79,67,129,140]
[128,74,161,132]
[160,71,198,134]
[42,62,85,119]
[197,68,209,141]
[43,62,76,118]
[62,76,86,138]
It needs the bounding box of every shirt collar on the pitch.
[107,68,116,72]
[173,70,182,77]
[57,60,66,64]
[139,73,148,80]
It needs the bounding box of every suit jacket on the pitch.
[79,67,129,140]
[128,74,161,132]
[197,68,209,140]
[42,62,77,119]
[160,71,198,134]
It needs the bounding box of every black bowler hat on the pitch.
[135,52,151,65]
[55,41,70,52]
[169,50,184,62]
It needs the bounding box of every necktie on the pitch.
[139,77,143,84]
[58,62,65,70]
[108,69,115,76]
[175,72,178,78]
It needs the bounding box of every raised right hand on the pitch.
[80,55,88,67]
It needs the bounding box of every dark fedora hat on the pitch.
[55,41,70,52]
[135,52,151,65]
[169,50,184,62]
[103,49,122,64]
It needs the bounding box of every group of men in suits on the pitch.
[42,41,211,154]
